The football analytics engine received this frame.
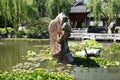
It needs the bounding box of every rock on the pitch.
[76,49,101,57]
[48,12,74,63]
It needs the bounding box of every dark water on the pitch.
[0,39,120,80]
[72,66,120,80]
[0,39,49,71]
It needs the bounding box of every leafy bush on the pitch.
[0,71,74,80]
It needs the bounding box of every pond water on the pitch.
[0,39,120,80]
[0,39,49,71]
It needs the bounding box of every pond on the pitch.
[0,39,120,80]
[0,39,49,71]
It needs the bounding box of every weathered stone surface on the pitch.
[48,13,74,63]
[76,49,101,57]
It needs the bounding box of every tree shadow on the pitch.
[73,56,100,67]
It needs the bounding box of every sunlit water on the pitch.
[0,39,120,80]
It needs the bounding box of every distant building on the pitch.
[116,14,120,26]
[69,0,90,28]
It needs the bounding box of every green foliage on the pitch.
[0,27,15,35]
[69,40,119,67]
[101,43,120,61]
[7,27,16,35]
[106,43,120,52]
[90,57,119,67]
[0,28,6,33]
[81,40,103,49]
[0,0,38,30]
[26,17,51,38]
[40,45,51,54]
[27,17,50,34]
[69,40,103,53]
[45,0,75,19]
[0,71,74,80]
[27,50,36,57]
[87,0,120,23]
[69,42,83,53]
[0,0,75,35]
[35,0,47,17]
[74,56,119,67]
[87,0,102,21]
[15,31,26,38]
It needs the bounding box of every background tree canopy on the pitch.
[45,0,75,19]
[0,0,120,38]
[0,0,75,38]
[0,0,75,28]
[0,0,38,30]
[87,0,120,24]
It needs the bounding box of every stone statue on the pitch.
[48,12,74,64]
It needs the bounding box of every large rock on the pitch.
[76,49,101,57]
[48,13,74,63]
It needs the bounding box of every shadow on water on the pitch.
[73,56,100,67]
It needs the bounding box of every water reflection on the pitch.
[0,39,49,71]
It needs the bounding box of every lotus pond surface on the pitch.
[0,39,120,80]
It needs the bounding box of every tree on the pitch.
[0,0,38,31]
[35,0,47,17]
[45,0,75,19]
[87,0,120,26]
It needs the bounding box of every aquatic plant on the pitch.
[101,43,120,61]
[81,40,103,49]
[69,40,103,54]
[68,40,119,67]
[74,56,119,68]
[69,41,83,53]
[0,71,74,80]
[27,50,36,57]
[39,45,51,54]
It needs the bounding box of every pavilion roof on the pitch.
[70,5,89,13]
[70,1,89,13]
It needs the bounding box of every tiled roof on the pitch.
[70,5,89,13]
[73,1,84,7]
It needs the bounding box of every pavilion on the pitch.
[69,0,90,28]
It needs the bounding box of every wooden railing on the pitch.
[69,33,120,41]
[71,28,87,33]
